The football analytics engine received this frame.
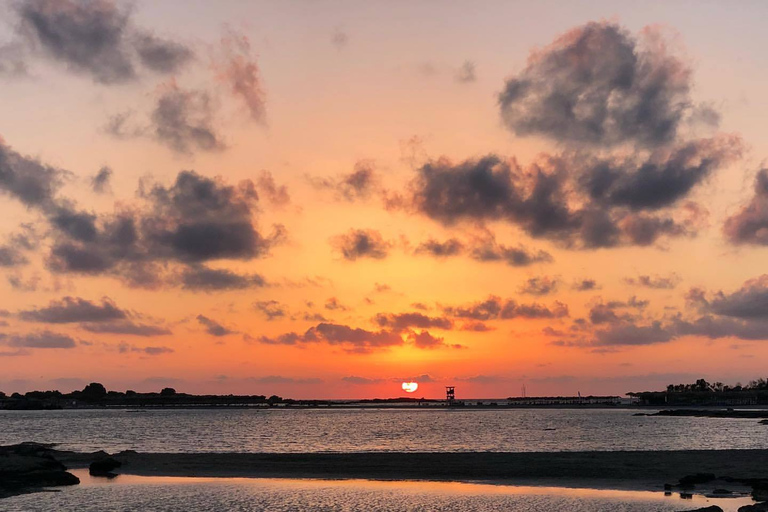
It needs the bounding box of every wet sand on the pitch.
[54,449,768,491]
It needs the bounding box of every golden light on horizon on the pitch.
[402,382,419,393]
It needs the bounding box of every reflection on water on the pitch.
[3,471,757,512]
[2,408,767,454]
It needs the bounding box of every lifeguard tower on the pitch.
[446,386,455,405]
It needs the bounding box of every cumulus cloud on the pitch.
[330,229,391,260]
[519,276,559,296]
[45,170,285,286]
[374,312,453,331]
[4,330,77,349]
[707,275,768,320]
[196,314,236,337]
[14,0,192,84]
[498,21,695,147]
[0,138,68,208]
[572,279,599,291]
[407,330,462,350]
[443,295,568,320]
[257,322,403,353]
[724,169,768,245]
[254,300,287,321]
[82,321,171,336]
[414,238,464,258]
[18,296,126,323]
[178,265,267,292]
[593,321,673,346]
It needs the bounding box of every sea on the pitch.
[1,407,766,453]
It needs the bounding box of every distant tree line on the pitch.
[628,377,768,405]
[0,382,292,410]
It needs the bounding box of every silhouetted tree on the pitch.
[81,382,107,399]
[160,387,177,396]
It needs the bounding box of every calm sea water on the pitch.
[3,471,756,512]
[1,408,766,453]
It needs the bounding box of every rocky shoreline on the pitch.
[3,443,768,511]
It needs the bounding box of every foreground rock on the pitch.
[0,443,79,498]
[89,456,122,477]
[686,507,723,512]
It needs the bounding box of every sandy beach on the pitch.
[53,449,768,491]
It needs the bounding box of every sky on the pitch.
[1,0,768,399]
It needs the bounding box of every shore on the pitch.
[53,449,768,491]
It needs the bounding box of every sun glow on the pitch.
[401,382,418,393]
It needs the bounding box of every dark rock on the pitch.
[739,503,768,512]
[712,488,733,495]
[685,507,723,512]
[679,473,717,487]
[759,419,768,425]
[89,457,122,476]
[0,443,79,498]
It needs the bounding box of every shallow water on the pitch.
[1,407,766,453]
[4,471,756,512]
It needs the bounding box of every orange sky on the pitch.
[1,1,768,399]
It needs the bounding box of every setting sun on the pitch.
[402,382,419,393]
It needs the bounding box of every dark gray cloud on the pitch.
[707,275,768,320]
[196,314,235,337]
[0,225,38,268]
[407,147,732,248]
[133,32,193,74]
[257,322,403,353]
[723,169,768,245]
[672,315,768,341]
[331,229,391,260]
[407,330,462,350]
[443,295,568,321]
[411,155,575,238]
[624,274,680,289]
[14,0,192,84]
[498,21,694,147]
[374,312,453,332]
[469,238,553,267]
[0,139,68,208]
[90,166,112,194]
[254,300,287,321]
[82,321,171,336]
[215,30,265,123]
[18,296,126,323]
[48,170,283,279]
[594,321,673,346]
[578,137,741,211]
[149,83,225,154]
[179,265,267,292]
[311,161,379,202]
[519,276,558,296]
[414,238,464,258]
[5,330,77,349]
[572,279,599,291]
